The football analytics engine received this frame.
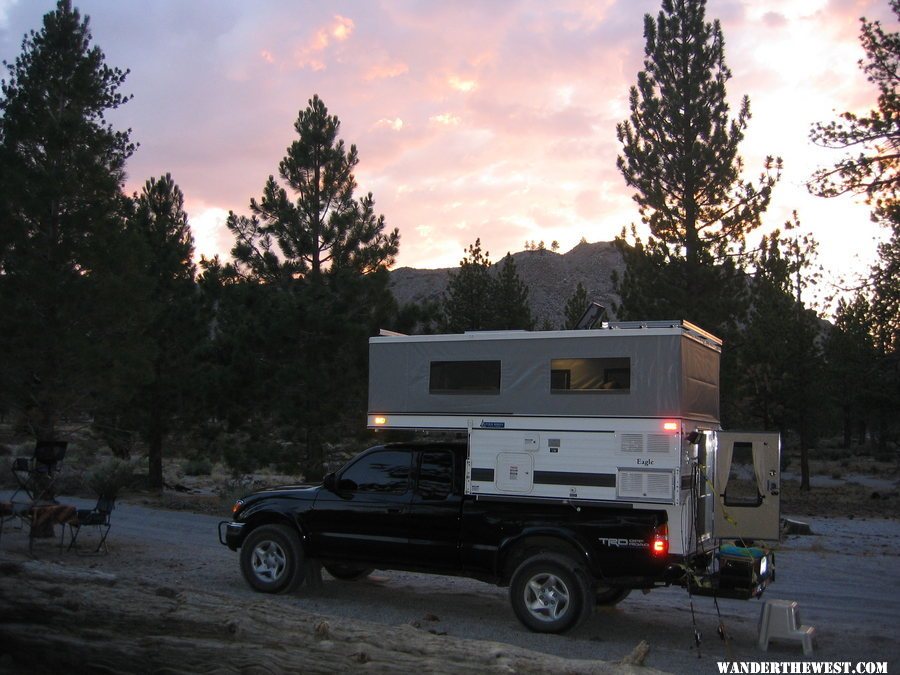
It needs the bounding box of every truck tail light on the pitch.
[651,523,669,557]
[663,421,678,432]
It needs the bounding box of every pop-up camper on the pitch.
[368,320,780,582]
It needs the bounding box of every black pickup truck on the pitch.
[220,441,686,633]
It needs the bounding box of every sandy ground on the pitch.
[1,484,898,674]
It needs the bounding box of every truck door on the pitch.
[407,448,463,571]
[311,448,413,565]
[713,432,780,542]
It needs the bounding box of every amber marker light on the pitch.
[373,416,387,426]
[232,499,244,515]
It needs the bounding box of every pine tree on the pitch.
[614,0,779,329]
[809,2,900,449]
[825,296,877,448]
[443,239,494,332]
[491,254,533,330]
[617,0,779,267]
[740,227,825,489]
[614,0,780,425]
[0,0,142,440]
[129,174,200,489]
[220,96,399,477]
[563,282,589,329]
[228,94,399,282]
[809,0,900,217]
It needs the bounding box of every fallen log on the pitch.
[0,557,666,674]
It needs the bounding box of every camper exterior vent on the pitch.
[617,469,675,502]
[647,434,672,453]
[621,434,643,453]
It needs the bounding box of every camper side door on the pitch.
[713,432,781,542]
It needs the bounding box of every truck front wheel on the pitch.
[240,524,305,594]
[509,552,592,633]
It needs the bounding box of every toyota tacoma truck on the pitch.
[219,439,768,634]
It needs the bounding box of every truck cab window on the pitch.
[417,451,454,500]
[338,450,411,494]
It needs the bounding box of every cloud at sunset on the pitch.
[0,0,895,300]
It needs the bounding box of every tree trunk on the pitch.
[843,405,852,448]
[148,360,165,490]
[148,406,164,490]
[799,427,811,492]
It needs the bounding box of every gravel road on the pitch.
[2,491,898,674]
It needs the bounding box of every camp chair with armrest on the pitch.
[67,494,115,554]
[11,441,68,503]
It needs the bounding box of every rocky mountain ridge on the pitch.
[389,241,625,328]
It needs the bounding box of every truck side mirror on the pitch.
[323,472,336,492]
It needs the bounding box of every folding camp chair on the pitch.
[11,441,68,503]
[67,495,115,554]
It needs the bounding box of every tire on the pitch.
[240,524,305,594]
[324,563,374,581]
[509,552,592,633]
[595,585,631,606]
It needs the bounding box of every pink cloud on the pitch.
[292,14,356,70]
[9,0,881,285]
[364,59,409,80]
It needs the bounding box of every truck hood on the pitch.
[233,484,321,520]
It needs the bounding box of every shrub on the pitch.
[182,457,212,476]
[86,458,136,498]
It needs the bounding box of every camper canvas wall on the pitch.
[368,321,722,423]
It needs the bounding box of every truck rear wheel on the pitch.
[240,524,305,594]
[509,552,592,633]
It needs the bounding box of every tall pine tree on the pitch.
[614,0,780,425]
[0,0,144,440]
[809,0,900,217]
[128,174,200,489]
[228,94,399,282]
[222,96,399,477]
[810,2,900,449]
[739,226,824,489]
[614,0,779,329]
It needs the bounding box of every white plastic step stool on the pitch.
[758,599,816,655]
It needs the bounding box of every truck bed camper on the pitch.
[368,320,781,588]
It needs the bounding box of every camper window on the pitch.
[723,442,762,507]
[550,357,630,392]
[430,360,501,394]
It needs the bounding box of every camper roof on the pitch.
[375,320,722,351]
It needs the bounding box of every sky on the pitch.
[0,0,896,309]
